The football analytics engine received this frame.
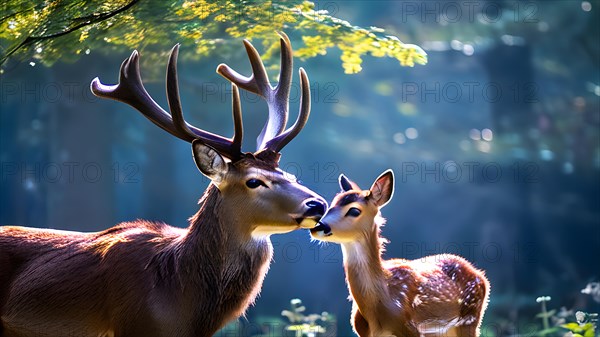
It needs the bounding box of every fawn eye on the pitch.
[246,178,267,189]
[345,207,361,217]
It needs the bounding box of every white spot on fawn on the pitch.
[412,294,422,307]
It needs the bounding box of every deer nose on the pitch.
[304,199,326,217]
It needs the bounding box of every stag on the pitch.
[311,171,489,337]
[0,34,326,337]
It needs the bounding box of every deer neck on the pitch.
[182,183,273,271]
[341,217,393,321]
[164,184,273,334]
[187,184,256,242]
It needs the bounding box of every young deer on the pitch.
[0,34,327,337]
[311,170,489,337]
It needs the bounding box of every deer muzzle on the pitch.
[295,198,327,228]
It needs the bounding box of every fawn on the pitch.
[310,170,489,337]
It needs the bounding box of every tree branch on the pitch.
[1,0,140,65]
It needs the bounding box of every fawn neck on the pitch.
[158,184,272,334]
[341,216,392,317]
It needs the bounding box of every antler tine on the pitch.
[217,33,296,151]
[166,45,242,158]
[166,44,196,140]
[231,83,243,155]
[274,32,294,104]
[91,50,192,140]
[216,41,267,95]
[265,68,311,153]
[91,45,243,160]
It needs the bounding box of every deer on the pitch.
[310,170,490,337]
[0,34,328,337]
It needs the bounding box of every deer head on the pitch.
[91,33,326,237]
[310,170,394,242]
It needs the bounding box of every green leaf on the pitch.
[561,322,581,331]
[0,0,426,73]
[561,322,596,336]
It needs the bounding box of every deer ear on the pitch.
[339,174,356,192]
[369,170,394,207]
[192,140,228,183]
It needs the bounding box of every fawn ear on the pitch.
[339,174,359,192]
[192,140,228,183]
[369,170,394,207]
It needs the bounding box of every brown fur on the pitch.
[346,218,489,337]
[0,185,275,336]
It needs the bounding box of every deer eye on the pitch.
[345,207,361,217]
[246,178,267,189]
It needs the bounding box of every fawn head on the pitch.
[91,33,326,236]
[310,170,394,242]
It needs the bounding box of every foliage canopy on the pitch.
[0,0,427,73]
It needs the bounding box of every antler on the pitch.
[217,32,311,154]
[91,44,243,161]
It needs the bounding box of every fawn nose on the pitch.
[310,221,332,236]
[304,199,327,218]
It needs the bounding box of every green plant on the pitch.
[536,296,560,336]
[281,298,333,337]
[561,311,597,337]
[533,293,598,337]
